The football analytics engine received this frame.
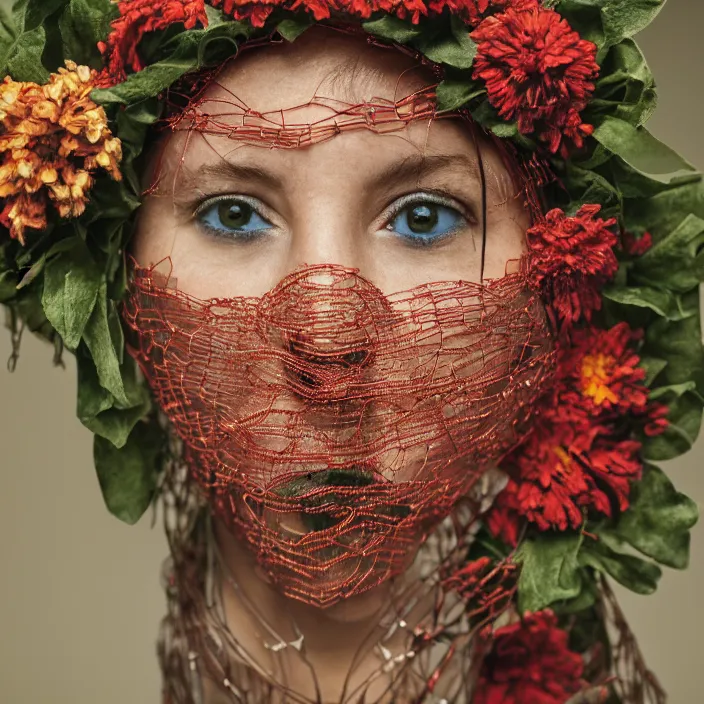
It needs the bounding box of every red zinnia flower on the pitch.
[426,0,535,26]
[98,0,208,86]
[475,610,585,704]
[527,204,618,328]
[558,323,649,417]
[471,3,599,155]
[486,320,667,535]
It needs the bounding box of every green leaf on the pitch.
[83,286,129,405]
[623,179,704,241]
[361,16,423,44]
[91,53,199,105]
[592,116,700,187]
[633,214,704,293]
[614,464,698,569]
[415,17,477,70]
[642,390,703,461]
[580,530,662,594]
[558,0,665,50]
[515,532,584,613]
[195,20,251,66]
[276,16,313,42]
[435,79,483,112]
[645,313,704,388]
[5,24,49,83]
[204,3,227,26]
[0,4,18,73]
[16,0,68,33]
[77,349,151,447]
[602,286,696,321]
[94,418,162,524]
[59,0,118,67]
[639,356,668,387]
[589,38,655,127]
[41,240,101,350]
[0,270,17,302]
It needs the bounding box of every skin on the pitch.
[132,26,530,703]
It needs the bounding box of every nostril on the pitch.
[285,334,373,394]
[287,334,373,369]
[342,349,371,367]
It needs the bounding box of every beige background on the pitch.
[1,2,703,703]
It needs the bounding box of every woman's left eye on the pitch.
[385,196,467,246]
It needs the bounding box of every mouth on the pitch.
[269,468,411,535]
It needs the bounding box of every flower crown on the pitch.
[1,0,702,699]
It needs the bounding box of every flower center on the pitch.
[580,353,618,406]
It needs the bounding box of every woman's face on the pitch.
[132,27,529,295]
[127,28,549,606]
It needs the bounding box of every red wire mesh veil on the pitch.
[124,256,554,606]
[120,31,663,704]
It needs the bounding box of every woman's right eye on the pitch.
[195,196,273,239]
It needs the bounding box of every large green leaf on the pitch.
[579,530,662,594]
[0,4,18,72]
[59,0,117,67]
[614,464,698,569]
[642,389,703,461]
[414,17,477,70]
[5,24,48,82]
[645,313,704,388]
[94,418,162,524]
[632,214,704,293]
[77,349,151,448]
[515,532,584,613]
[83,286,128,405]
[588,38,655,127]
[602,286,697,322]
[592,116,700,187]
[558,0,665,50]
[41,239,102,351]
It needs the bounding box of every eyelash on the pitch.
[190,191,475,246]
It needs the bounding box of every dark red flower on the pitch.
[475,610,585,704]
[471,3,599,155]
[527,204,618,328]
[98,0,208,86]
[426,0,535,26]
[622,229,653,256]
[486,322,660,534]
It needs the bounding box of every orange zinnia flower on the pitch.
[0,62,122,244]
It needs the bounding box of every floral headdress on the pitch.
[1,0,702,700]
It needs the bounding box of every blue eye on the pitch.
[196,197,271,238]
[387,198,466,246]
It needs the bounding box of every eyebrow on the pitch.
[186,152,495,196]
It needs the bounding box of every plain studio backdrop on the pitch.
[0,3,702,703]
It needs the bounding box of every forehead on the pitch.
[153,27,519,199]
[205,26,438,116]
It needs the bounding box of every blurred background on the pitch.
[0,2,702,703]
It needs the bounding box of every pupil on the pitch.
[407,204,438,234]
[218,201,251,228]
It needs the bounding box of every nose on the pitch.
[259,266,386,400]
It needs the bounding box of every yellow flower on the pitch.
[0,62,123,244]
